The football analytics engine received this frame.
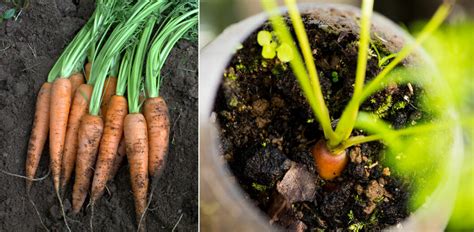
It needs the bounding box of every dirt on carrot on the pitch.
[124,113,149,230]
[61,83,93,189]
[0,1,197,230]
[144,96,170,179]
[91,95,127,202]
[25,82,52,192]
[49,77,72,192]
[72,114,103,213]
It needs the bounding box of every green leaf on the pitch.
[3,8,16,20]
[261,45,276,59]
[276,43,293,62]
[257,30,272,46]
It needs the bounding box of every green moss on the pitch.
[252,182,268,192]
[224,67,238,80]
[331,71,339,82]
[375,95,393,118]
[236,63,246,72]
[393,101,407,111]
[229,96,239,107]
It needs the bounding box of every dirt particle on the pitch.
[277,163,317,204]
[349,146,362,163]
[256,117,270,128]
[271,96,285,108]
[252,99,269,116]
[244,145,291,186]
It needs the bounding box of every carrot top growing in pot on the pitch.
[261,0,453,180]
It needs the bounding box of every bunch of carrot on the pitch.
[24,0,197,230]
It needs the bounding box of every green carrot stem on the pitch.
[129,17,157,113]
[146,8,198,98]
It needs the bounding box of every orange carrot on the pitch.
[100,76,117,116]
[49,78,72,192]
[60,84,93,189]
[124,113,149,228]
[72,114,103,213]
[91,95,127,202]
[311,140,348,180]
[143,97,170,178]
[108,137,126,181]
[25,82,52,192]
[85,62,92,82]
[69,73,85,96]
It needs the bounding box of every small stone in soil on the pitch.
[244,145,291,186]
[277,163,317,204]
[289,220,308,232]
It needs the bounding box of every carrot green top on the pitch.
[128,17,157,114]
[145,5,198,98]
[88,0,169,116]
[47,0,118,83]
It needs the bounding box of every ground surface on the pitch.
[214,10,427,231]
[0,1,198,231]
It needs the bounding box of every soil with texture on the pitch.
[214,11,427,231]
[0,1,197,231]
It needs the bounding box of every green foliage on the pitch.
[89,0,169,115]
[276,43,293,62]
[260,0,452,149]
[2,8,16,20]
[261,0,337,142]
[252,182,268,192]
[145,3,198,98]
[259,1,474,229]
[421,21,474,230]
[257,30,293,62]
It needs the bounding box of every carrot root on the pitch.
[49,78,72,192]
[312,140,348,180]
[72,114,103,213]
[61,84,93,189]
[69,73,85,96]
[124,113,149,230]
[100,76,117,117]
[25,82,52,192]
[91,95,127,203]
[143,97,170,179]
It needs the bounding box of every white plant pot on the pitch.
[200,3,464,231]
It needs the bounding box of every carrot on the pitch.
[124,113,149,228]
[85,62,92,82]
[100,76,117,116]
[311,140,348,180]
[91,95,127,202]
[143,97,170,178]
[49,78,72,192]
[25,82,52,192]
[72,114,103,213]
[69,73,85,95]
[60,84,93,189]
[108,137,126,181]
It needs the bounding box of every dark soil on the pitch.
[0,1,197,231]
[214,11,426,231]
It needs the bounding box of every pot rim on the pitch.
[200,3,464,231]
